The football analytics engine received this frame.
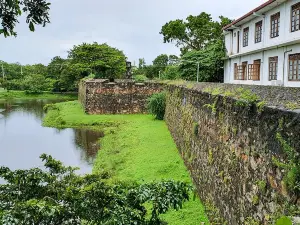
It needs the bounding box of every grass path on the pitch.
[43,101,209,225]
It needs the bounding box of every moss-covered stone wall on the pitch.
[164,84,300,224]
[79,79,162,114]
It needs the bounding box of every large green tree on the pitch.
[179,40,225,82]
[68,42,126,80]
[160,13,231,54]
[0,0,51,37]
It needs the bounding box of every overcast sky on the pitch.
[0,0,265,66]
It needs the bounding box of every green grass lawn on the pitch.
[0,90,76,100]
[43,101,209,225]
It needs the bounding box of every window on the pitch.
[243,27,249,47]
[248,60,261,80]
[234,62,247,80]
[271,12,280,38]
[234,63,238,79]
[291,3,300,32]
[289,54,300,81]
[255,21,263,43]
[269,57,278,80]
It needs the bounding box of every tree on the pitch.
[138,58,146,69]
[153,54,169,70]
[0,0,51,37]
[47,56,70,92]
[0,154,192,224]
[168,55,180,65]
[68,42,126,80]
[22,74,54,93]
[179,40,225,82]
[160,13,232,54]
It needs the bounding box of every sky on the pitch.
[0,0,266,66]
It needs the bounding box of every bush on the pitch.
[147,92,166,120]
[0,154,192,224]
[134,74,148,83]
[161,66,181,80]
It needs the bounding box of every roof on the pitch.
[223,0,279,30]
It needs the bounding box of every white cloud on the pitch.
[0,0,266,65]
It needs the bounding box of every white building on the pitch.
[223,0,300,87]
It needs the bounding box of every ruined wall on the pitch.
[165,84,300,224]
[79,79,163,114]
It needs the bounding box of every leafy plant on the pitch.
[147,92,166,120]
[275,216,292,225]
[274,132,300,196]
[134,75,148,83]
[179,40,225,82]
[0,154,193,225]
[161,66,181,80]
[0,0,51,37]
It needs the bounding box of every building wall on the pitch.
[224,0,300,86]
[224,44,300,87]
[226,0,300,57]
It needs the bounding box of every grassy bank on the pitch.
[43,101,209,225]
[0,90,77,100]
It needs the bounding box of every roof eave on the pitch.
[223,0,278,31]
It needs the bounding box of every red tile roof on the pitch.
[223,0,277,30]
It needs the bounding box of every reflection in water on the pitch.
[74,129,104,165]
[0,98,103,174]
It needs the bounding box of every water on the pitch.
[0,99,103,176]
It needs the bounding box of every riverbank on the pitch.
[43,101,209,225]
[0,90,77,100]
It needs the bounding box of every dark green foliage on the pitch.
[0,0,51,37]
[0,154,192,224]
[193,123,199,136]
[160,13,232,54]
[23,74,54,94]
[153,54,169,71]
[68,42,126,80]
[179,40,225,82]
[147,92,166,120]
[0,42,127,92]
[133,55,180,79]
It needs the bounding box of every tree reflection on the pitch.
[0,99,68,120]
[73,129,104,165]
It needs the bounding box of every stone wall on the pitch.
[79,79,300,224]
[164,83,300,224]
[79,79,163,114]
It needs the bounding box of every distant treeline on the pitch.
[0,42,127,93]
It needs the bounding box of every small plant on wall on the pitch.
[147,92,166,120]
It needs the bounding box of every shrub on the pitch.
[161,66,181,80]
[0,154,192,225]
[147,92,166,120]
[134,74,148,83]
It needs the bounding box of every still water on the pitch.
[0,99,103,175]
